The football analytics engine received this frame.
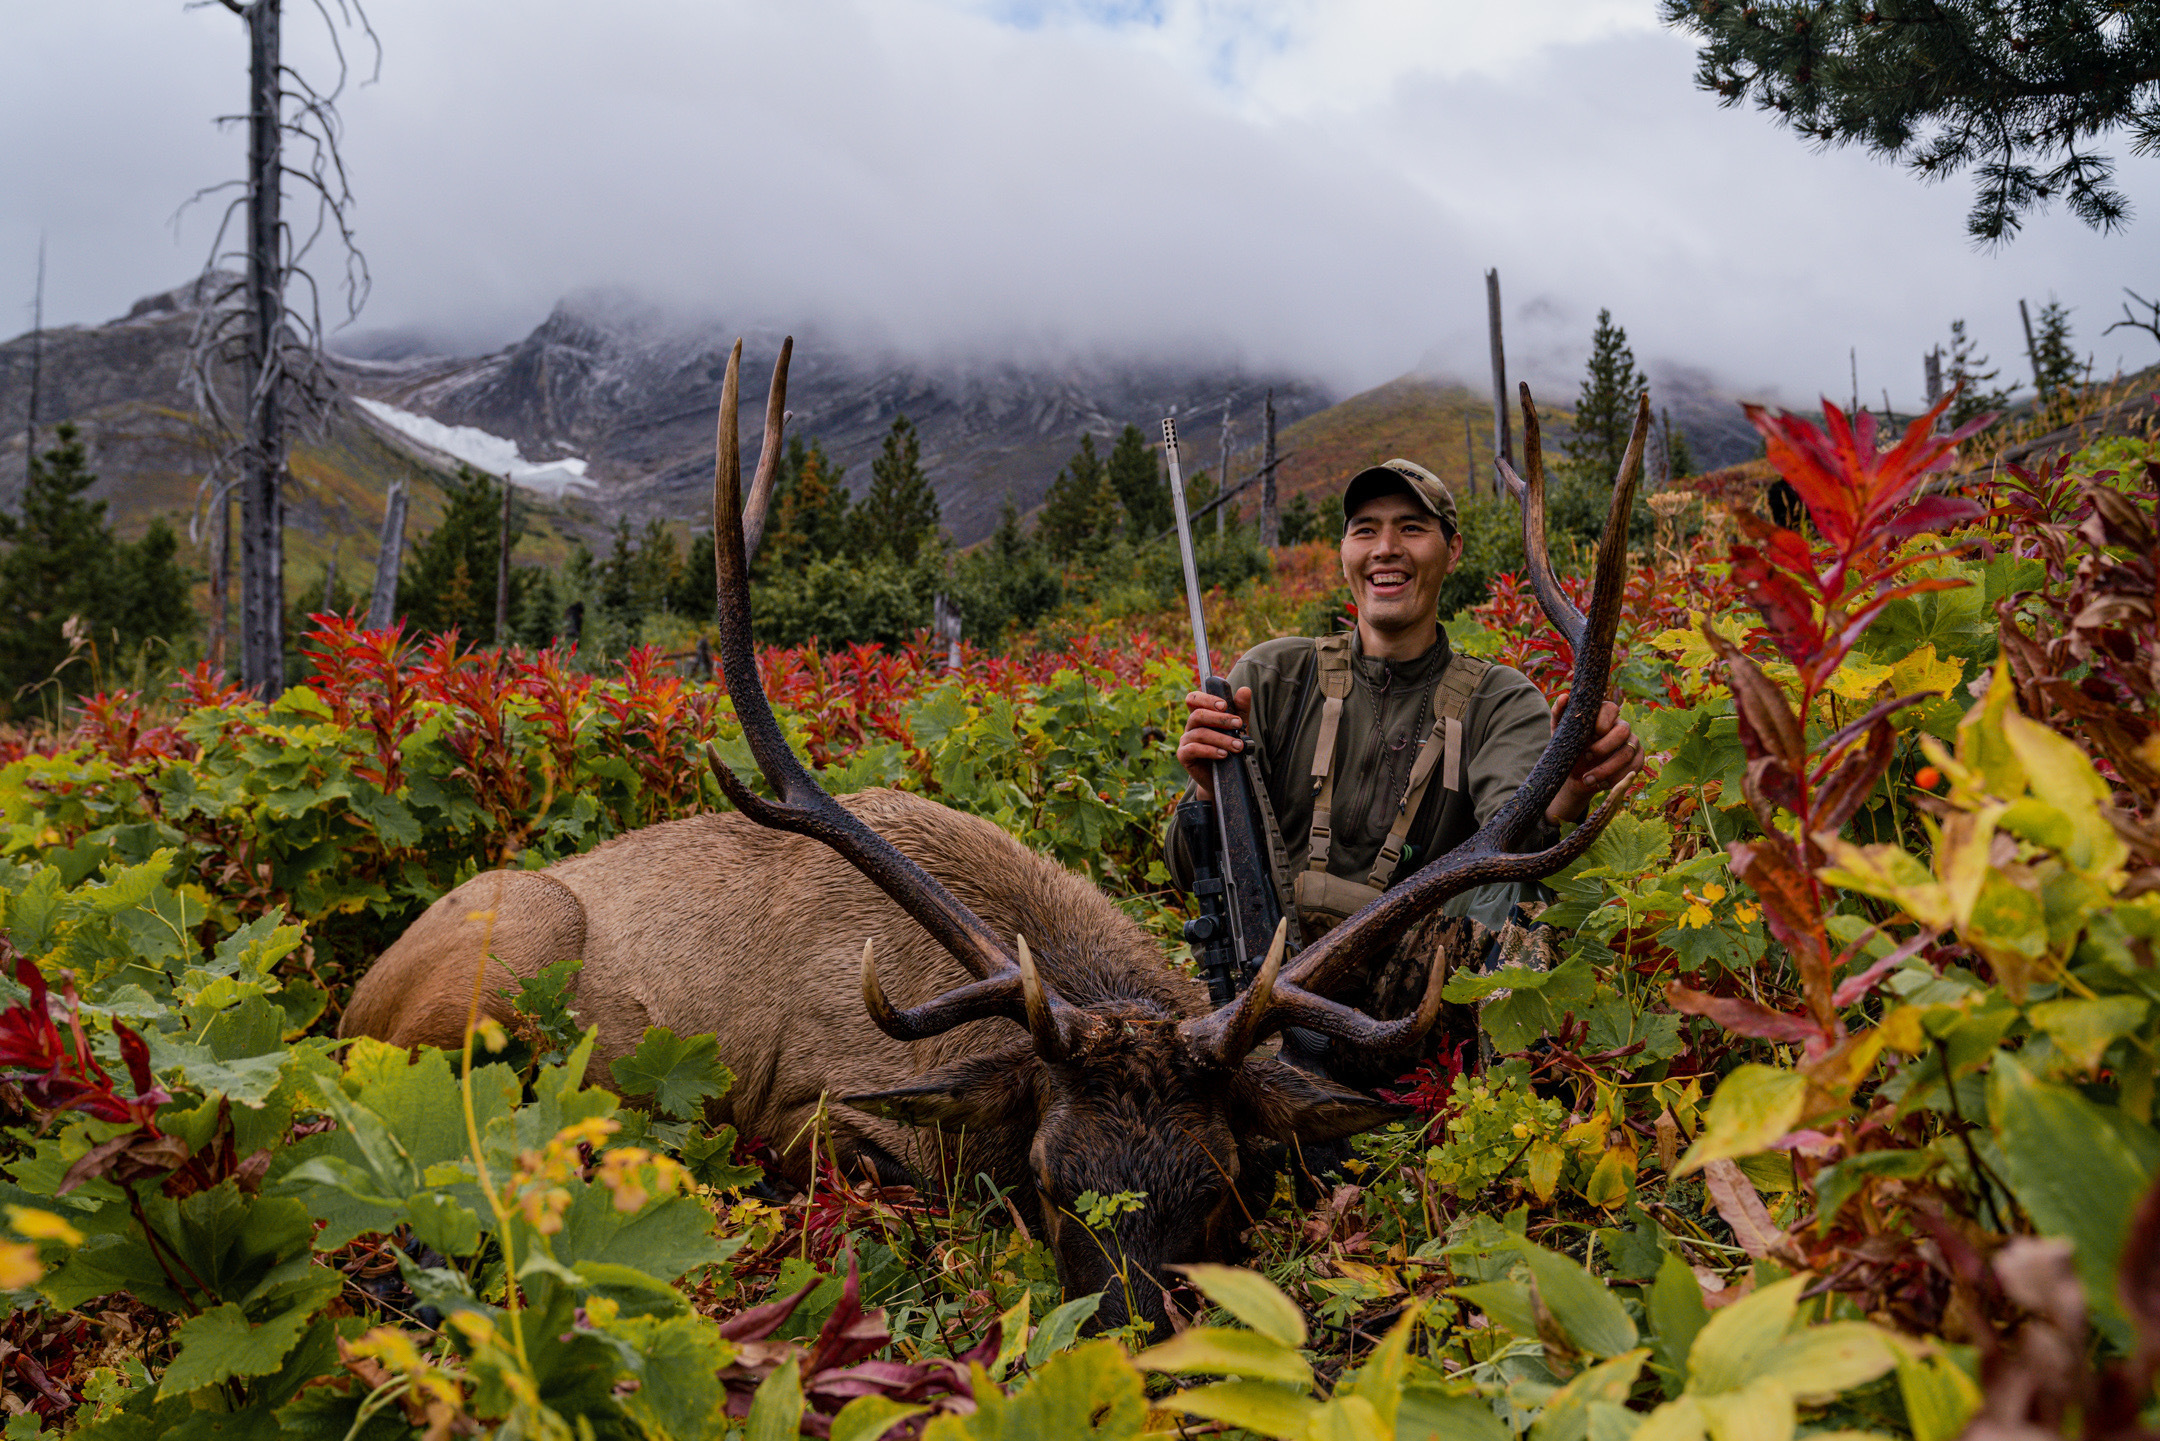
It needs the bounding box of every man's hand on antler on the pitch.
[1178,686,1253,800]
[1546,696,1640,824]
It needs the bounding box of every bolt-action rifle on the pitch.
[1162,415,1290,1004]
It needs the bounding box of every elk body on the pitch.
[344,341,1646,1334]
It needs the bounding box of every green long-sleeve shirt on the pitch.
[1166,630,1560,931]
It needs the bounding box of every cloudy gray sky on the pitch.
[5,0,2157,407]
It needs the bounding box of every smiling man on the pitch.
[1168,458,1639,945]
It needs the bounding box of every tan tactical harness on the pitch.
[1291,634,1491,937]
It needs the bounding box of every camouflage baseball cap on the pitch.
[1342,459,1459,536]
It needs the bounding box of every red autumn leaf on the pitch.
[1666,984,1822,1044]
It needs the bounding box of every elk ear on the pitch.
[841,1044,1043,1130]
[1233,1057,1417,1146]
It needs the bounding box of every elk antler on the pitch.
[706,341,1084,1051]
[1495,385,1587,649]
[1189,388,1650,1064]
[739,337,792,563]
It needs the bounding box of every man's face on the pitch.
[1339,490,1462,639]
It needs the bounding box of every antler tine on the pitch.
[860,938,1028,1042]
[708,340,1017,984]
[740,337,792,564]
[1183,918,1288,1066]
[1498,384,1585,650]
[1274,391,1651,1005]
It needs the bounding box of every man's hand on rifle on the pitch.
[1178,686,1253,800]
[1547,696,1641,824]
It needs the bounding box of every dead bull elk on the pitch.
[342,344,1646,1333]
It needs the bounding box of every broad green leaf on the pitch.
[681,1124,766,1192]
[2002,711,2126,875]
[1579,813,1673,878]
[1176,1263,1307,1348]
[2026,995,2149,1075]
[1397,1386,1515,1441]
[405,1190,483,1259]
[1451,1280,1538,1339]
[1675,1067,1805,1178]
[992,1292,1030,1379]
[746,1358,804,1441]
[1751,1324,1897,1402]
[1696,1376,1792,1441]
[157,1302,315,1397]
[608,1026,735,1119]
[1647,1251,1708,1387]
[1025,1292,1103,1369]
[76,852,176,916]
[1528,1350,1648,1441]
[1514,1243,1637,1358]
[554,1178,738,1282]
[831,1396,932,1441]
[923,1345,1145,1440]
[1443,964,1558,1004]
[1165,1380,1319,1438]
[603,1310,734,1441]
[1987,1054,2159,1323]
[1342,1301,1421,1430]
[1308,1395,1390,1441]
[1131,1325,1311,1386]
[1893,1346,1981,1441]
[1685,1276,1804,1396]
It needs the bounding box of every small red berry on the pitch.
[1916,766,1942,789]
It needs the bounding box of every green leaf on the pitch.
[157,1302,316,1397]
[596,1311,733,1441]
[1750,1323,1897,1403]
[1514,1243,1638,1358]
[1674,1066,1805,1178]
[1397,1386,1516,1441]
[1647,1251,1708,1388]
[1988,1053,2159,1323]
[1811,1151,1935,1232]
[746,1357,804,1441]
[1578,813,1673,878]
[608,1027,735,1119]
[1528,1350,1648,1441]
[831,1396,933,1441]
[923,1344,1146,1440]
[405,1190,483,1258]
[2026,995,2150,1074]
[1174,1263,1307,1348]
[1025,1293,1103,1369]
[1443,964,1558,1004]
[1166,1380,1318,1438]
[1131,1325,1311,1386]
[1684,1276,1803,1396]
[1451,1280,1538,1339]
[681,1125,765,1192]
[1894,1345,1982,1441]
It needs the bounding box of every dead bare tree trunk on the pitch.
[1259,389,1279,548]
[235,0,288,696]
[1486,268,1512,495]
[207,492,232,671]
[24,236,42,481]
[365,479,406,630]
[494,474,513,645]
[1463,417,1474,494]
[1216,400,1232,536]
[2019,299,2042,397]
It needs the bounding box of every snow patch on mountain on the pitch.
[355,398,595,497]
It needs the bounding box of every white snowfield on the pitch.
[355,398,596,498]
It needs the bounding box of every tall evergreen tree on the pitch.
[1945,318,2017,426]
[2030,299,2087,404]
[760,436,851,571]
[630,519,680,616]
[399,467,528,638]
[0,424,194,708]
[1661,0,2160,244]
[1037,435,1121,559]
[597,518,637,627]
[1106,423,1171,538]
[853,416,941,565]
[1563,310,1649,485]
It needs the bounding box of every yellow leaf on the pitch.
[1686,1276,1806,1395]
[1892,1343,1982,1441]
[1887,645,1965,720]
[1526,1140,1566,1203]
[1955,659,2025,797]
[1175,1265,1307,1348]
[1752,1322,1899,1402]
[1816,836,1954,932]
[1677,1067,1806,1179]
[1824,657,1896,702]
[0,1241,43,1289]
[1634,1396,1708,1441]
[1585,1145,1636,1211]
[1131,1326,1311,1387]
[5,1206,83,1246]
[1699,1376,1795,1441]
[1166,1380,1319,1439]
[2002,711,2129,877]
[1875,1007,1929,1055]
[2027,995,2151,1075]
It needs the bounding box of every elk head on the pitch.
[703,342,1645,1335]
